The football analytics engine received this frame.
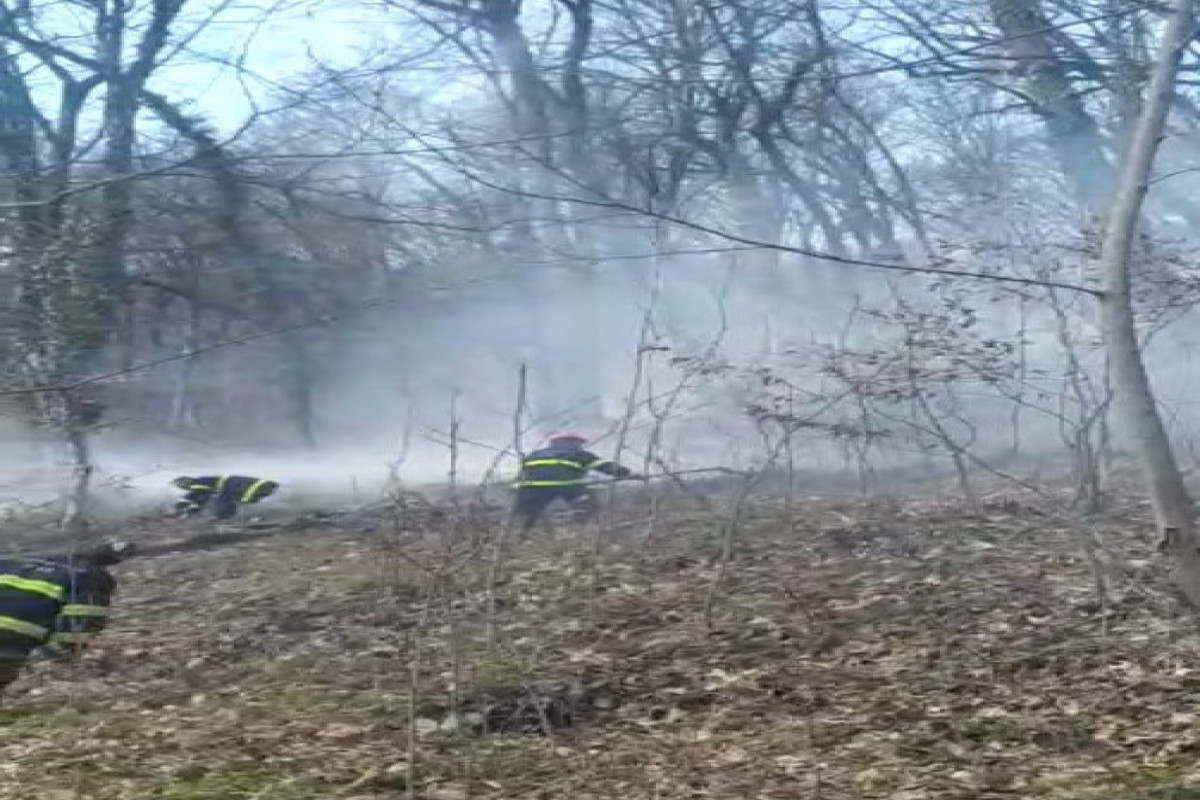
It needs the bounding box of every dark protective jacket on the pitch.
[174,475,279,517]
[0,554,116,663]
[514,447,631,488]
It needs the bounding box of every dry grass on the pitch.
[2,495,1199,799]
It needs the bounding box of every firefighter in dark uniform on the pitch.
[512,432,636,533]
[172,475,280,520]
[0,541,135,700]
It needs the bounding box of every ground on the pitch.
[4,495,1200,799]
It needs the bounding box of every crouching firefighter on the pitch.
[512,432,636,533]
[0,542,135,701]
[172,475,280,521]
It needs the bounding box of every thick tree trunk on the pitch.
[1097,0,1200,604]
[989,0,1114,206]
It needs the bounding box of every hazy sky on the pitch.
[144,0,396,129]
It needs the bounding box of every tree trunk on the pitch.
[61,425,94,533]
[281,335,317,447]
[55,390,102,532]
[989,0,1114,206]
[169,303,200,428]
[1097,0,1200,604]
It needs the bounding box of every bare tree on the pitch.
[1096,0,1200,603]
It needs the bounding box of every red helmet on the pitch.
[549,431,588,445]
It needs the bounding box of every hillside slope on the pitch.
[2,500,1199,800]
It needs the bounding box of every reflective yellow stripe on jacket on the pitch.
[49,632,93,646]
[0,616,49,639]
[522,459,591,470]
[240,478,271,503]
[62,604,109,618]
[515,457,600,487]
[0,575,64,600]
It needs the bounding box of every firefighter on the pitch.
[172,475,280,520]
[511,432,636,533]
[0,541,135,700]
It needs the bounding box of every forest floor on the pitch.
[3,491,1200,800]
